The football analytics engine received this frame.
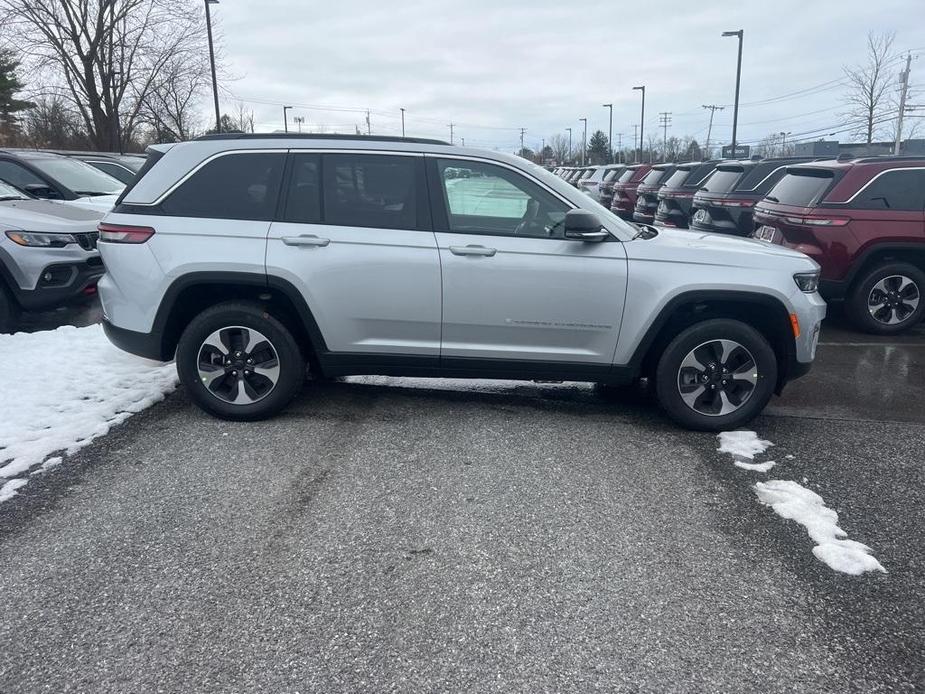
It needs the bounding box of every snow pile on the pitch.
[754,480,886,575]
[733,459,776,472]
[0,324,177,502]
[717,430,776,471]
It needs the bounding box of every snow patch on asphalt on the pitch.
[754,480,886,575]
[734,460,776,472]
[717,431,772,460]
[0,324,178,502]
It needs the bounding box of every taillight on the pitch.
[98,222,155,243]
[783,216,850,227]
[713,199,754,207]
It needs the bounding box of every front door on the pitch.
[429,157,628,365]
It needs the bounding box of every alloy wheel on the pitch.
[867,275,920,326]
[196,326,280,404]
[677,339,758,416]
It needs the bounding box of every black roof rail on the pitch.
[193,133,451,145]
[836,153,855,162]
[852,154,925,164]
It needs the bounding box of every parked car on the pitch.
[0,179,104,332]
[690,157,819,236]
[753,156,925,335]
[98,133,824,430]
[633,164,677,224]
[598,166,628,209]
[653,160,722,228]
[41,150,146,184]
[0,150,124,210]
[572,166,596,188]
[579,165,625,202]
[610,164,652,220]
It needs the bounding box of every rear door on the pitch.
[266,151,442,356]
[428,156,627,365]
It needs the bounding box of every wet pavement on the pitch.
[0,303,923,692]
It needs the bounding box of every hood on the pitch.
[625,226,818,271]
[0,199,103,232]
[62,194,120,212]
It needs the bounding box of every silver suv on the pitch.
[98,134,826,430]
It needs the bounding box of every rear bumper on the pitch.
[103,319,169,361]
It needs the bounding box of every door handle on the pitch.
[449,245,496,257]
[282,235,330,247]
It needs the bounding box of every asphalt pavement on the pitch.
[0,305,923,692]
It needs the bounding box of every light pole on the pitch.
[283,106,292,133]
[579,117,587,166]
[566,127,572,164]
[204,0,221,133]
[722,30,744,156]
[780,131,792,156]
[633,85,645,163]
[400,107,405,137]
[602,103,613,164]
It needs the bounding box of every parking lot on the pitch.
[0,307,922,692]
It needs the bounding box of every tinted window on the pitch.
[641,169,668,185]
[283,154,321,223]
[851,169,925,210]
[163,152,284,220]
[437,158,570,238]
[324,153,420,230]
[0,161,45,189]
[662,169,691,188]
[766,170,834,207]
[617,169,636,183]
[701,168,743,193]
[89,161,136,184]
[603,168,624,182]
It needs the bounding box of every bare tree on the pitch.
[842,32,896,144]
[1,0,211,151]
[21,95,88,148]
[548,133,570,165]
[137,52,209,143]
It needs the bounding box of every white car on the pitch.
[0,150,124,212]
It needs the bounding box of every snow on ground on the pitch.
[0,324,177,503]
[754,480,886,575]
[733,459,776,472]
[717,430,773,460]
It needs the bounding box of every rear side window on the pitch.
[162,152,284,220]
[850,169,925,210]
[323,153,420,230]
[701,168,743,193]
[766,170,834,207]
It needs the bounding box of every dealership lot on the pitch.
[0,315,922,692]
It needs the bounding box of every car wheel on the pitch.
[176,301,305,421]
[847,262,924,335]
[654,319,778,431]
[0,283,20,334]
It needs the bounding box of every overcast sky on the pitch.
[211,0,925,152]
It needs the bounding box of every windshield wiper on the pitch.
[74,191,112,197]
[0,195,27,201]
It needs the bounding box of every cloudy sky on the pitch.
[210,0,925,152]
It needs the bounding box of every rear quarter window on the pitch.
[766,170,835,207]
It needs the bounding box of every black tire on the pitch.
[847,262,925,335]
[0,283,20,334]
[654,319,778,431]
[176,301,305,421]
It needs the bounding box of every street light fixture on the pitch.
[579,117,588,166]
[283,106,292,133]
[602,103,613,164]
[722,30,744,156]
[633,86,645,163]
[204,0,221,134]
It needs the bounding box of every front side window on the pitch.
[323,153,420,230]
[437,159,569,238]
[0,161,45,190]
[162,152,284,220]
[850,170,925,210]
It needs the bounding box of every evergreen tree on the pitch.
[587,130,610,164]
[0,51,35,146]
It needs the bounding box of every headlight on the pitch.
[5,230,77,248]
[793,271,820,293]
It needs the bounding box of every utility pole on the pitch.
[633,86,646,163]
[702,104,724,160]
[204,0,221,134]
[541,137,546,164]
[895,53,913,154]
[602,103,613,163]
[283,106,292,133]
[722,30,744,155]
[293,116,305,133]
[519,127,527,155]
[615,133,623,163]
[579,118,587,166]
[566,127,572,164]
[632,124,638,163]
[448,122,455,144]
[365,110,371,135]
[461,137,465,146]
[400,107,405,137]
[659,112,672,160]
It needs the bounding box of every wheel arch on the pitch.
[845,243,925,291]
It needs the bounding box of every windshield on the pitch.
[765,170,834,206]
[700,168,743,193]
[0,180,29,200]
[27,157,124,196]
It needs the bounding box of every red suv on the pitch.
[753,157,925,334]
[609,164,652,221]
[653,160,721,228]
[633,164,677,224]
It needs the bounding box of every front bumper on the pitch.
[0,241,104,311]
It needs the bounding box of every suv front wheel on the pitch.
[654,319,778,431]
[176,302,305,421]
[848,262,924,335]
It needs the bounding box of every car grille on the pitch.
[73,232,99,250]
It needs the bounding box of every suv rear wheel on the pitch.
[176,301,304,420]
[654,319,777,431]
[848,262,924,335]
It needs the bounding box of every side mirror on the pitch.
[563,209,608,241]
[23,183,59,199]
